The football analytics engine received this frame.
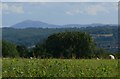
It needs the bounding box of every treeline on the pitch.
[2,31,120,59]
[2,25,118,52]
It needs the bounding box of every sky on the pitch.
[1,1,119,27]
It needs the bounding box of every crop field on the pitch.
[2,58,119,78]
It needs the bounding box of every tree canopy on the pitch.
[44,32,96,58]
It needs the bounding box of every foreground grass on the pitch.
[2,58,119,77]
[0,58,2,78]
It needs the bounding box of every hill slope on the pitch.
[11,20,61,29]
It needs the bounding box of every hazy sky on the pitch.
[1,2,118,27]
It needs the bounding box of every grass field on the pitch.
[2,58,119,78]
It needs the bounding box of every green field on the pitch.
[2,58,119,78]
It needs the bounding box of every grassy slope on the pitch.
[2,58,119,77]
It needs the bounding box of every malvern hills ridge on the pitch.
[11,20,61,29]
[11,20,115,29]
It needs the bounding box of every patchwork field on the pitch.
[2,58,119,78]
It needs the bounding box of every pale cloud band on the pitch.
[2,3,24,14]
[65,3,118,16]
[1,0,120,2]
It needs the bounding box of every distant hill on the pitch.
[11,20,61,29]
[11,20,116,29]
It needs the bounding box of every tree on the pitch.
[45,32,96,58]
[16,45,28,57]
[2,40,19,57]
[0,40,2,57]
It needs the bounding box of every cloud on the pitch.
[29,2,47,5]
[65,3,117,16]
[86,3,118,15]
[65,9,83,15]
[2,3,24,14]
[85,4,109,15]
[66,11,73,15]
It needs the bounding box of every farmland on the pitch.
[2,58,119,78]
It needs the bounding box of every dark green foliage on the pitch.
[2,40,19,57]
[16,45,28,57]
[2,25,118,52]
[94,48,110,59]
[2,26,120,58]
[0,40,2,57]
[32,44,51,58]
[115,52,120,59]
[44,32,96,58]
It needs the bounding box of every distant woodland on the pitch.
[2,25,118,53]
[1,25,120,58]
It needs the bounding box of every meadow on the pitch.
[2,58,119,78]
